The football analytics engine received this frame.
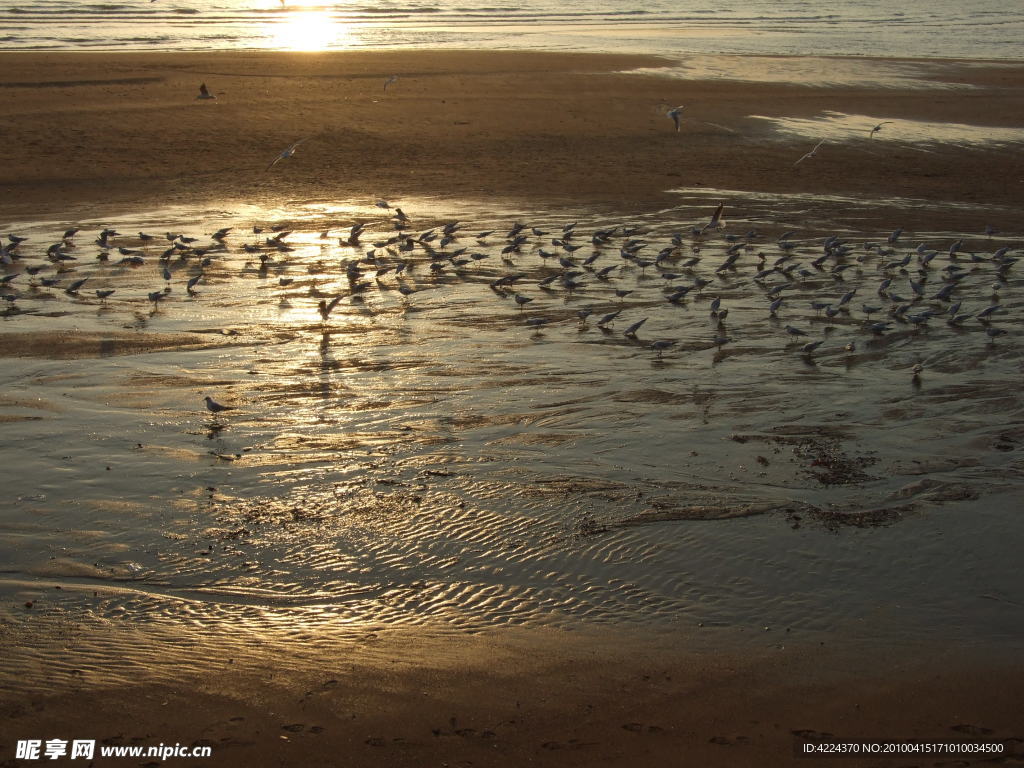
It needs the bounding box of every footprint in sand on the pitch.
[364,737,406,747]
[279,723,323,736]
[709,735,752,745]
[791,729,836,740]
[950,724,995,736]
[622,723,665,734]
[301,679,338,699]
[432,723,496,739]
[541,739,594,750]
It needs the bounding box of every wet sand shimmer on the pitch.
[1,50,1023,767]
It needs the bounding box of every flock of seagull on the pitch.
[2,79,977,421]
[1,199,1016,417]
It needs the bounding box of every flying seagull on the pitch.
[384,75,398,93]
[869,121,893,138]
[267,138,310,171]
[197,82,216,100]
[701,202,726,233]
[318,295,343,322]
[794,139,825,166]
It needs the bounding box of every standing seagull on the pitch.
[650,340,675,358]
[666,105,684,132]
[794,139,825,166]
[197,83,216,100]
[203,396,236,414]
[267,138,310,171]
[623,317,648,338]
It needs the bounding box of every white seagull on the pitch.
[267,138,310,171]
[384,75,398,93]
[794,139,825,166]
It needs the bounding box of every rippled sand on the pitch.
[1,189,1021,701]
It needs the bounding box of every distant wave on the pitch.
[0,0,1021,60]
[6,6,162,14]
[453,3,648,12]
[351,5,442,12]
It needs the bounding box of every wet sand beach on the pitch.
[1,50,1022,766]
[4,627,1022,768]
[1,50,1023,223]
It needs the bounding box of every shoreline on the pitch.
[5,48,1023,63]
[1,49,1022,228]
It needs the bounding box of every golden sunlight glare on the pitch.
[270,10,349,51]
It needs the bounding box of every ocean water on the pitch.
[1,0,1023,59]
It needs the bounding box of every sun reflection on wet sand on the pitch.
[750,111,1024,148]
[627,55,983,89]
